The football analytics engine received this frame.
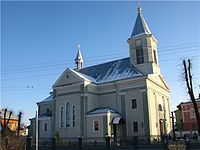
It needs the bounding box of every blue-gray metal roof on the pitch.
[131,12,151,37]
[37,95,52,104]
[87,107,119,115]
[78,57,142,84]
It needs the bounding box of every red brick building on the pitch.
[175,98,200,131]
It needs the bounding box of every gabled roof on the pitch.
[69,68,96,82]
[77,57,142,84]
[131,11,151,37]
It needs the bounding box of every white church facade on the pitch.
[30,4,171,141]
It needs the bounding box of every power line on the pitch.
[158,42,199,49]
[2,47,199,74]
[1,55,199,81]
[2,52,199,76]
[1,73,60,81]
[2,42,199,70]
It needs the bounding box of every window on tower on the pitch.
[153,50,157,64]
[136,47,144,64]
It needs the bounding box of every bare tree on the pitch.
[1,109,25,150]
[183,59,200,136]
[17,111,22,137]
[1,109,12,137]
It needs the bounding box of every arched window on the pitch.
[72,105,76,127]
[60,106,64,127]
[66,102,70,127]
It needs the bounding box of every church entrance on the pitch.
[112,117,126,143]
[159,119,164,135]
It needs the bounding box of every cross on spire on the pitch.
[137,0,142,13]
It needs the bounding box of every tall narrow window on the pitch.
[136,47,144,64]
[190,109,195,118]
[153,50,157,64]
[66,102,70,127]
[93,120,99,132]
[158,104,163,111]
[72,105,76,127]
[132,99,137,109]
[133,122,138,132]
[60,106,64,127]
[43,123,48,132]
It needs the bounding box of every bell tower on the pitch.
[127,2,160,75]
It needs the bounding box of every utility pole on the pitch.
[36,111,38,150]
[171,112,176,141]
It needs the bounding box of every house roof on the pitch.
[87,107,119,115]
[37,95,53,104]
[131,10,151,37]
[177,98,200,106]
[77,57,142,84]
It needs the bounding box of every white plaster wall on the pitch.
[86,116,103,138]
[39,118,52,138]
[125,89,145,137]
[55,93,81,138]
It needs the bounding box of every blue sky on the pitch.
[1,1,200,125]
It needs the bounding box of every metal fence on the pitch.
[176,123,199,131]
[24,135,199,150]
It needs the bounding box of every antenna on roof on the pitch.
[137,0,142,13]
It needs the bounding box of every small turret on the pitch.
[75,45,83,70]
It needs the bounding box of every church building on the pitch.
[30,4,171,141]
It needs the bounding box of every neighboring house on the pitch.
[175,98,200,131]
[29,95,53,138]
[30,4,171,141]
[0,109,19,131]
[174,106,183,131]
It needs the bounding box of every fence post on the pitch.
[26,136,32,150]
[106,135,111,150]
[52,137,56,150]
[133,136,138,149]
[185,136,190,150]
[162,135,168,149]
[78,137,83,150]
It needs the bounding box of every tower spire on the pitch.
[131,0,151,37]
[75,44,83,70]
